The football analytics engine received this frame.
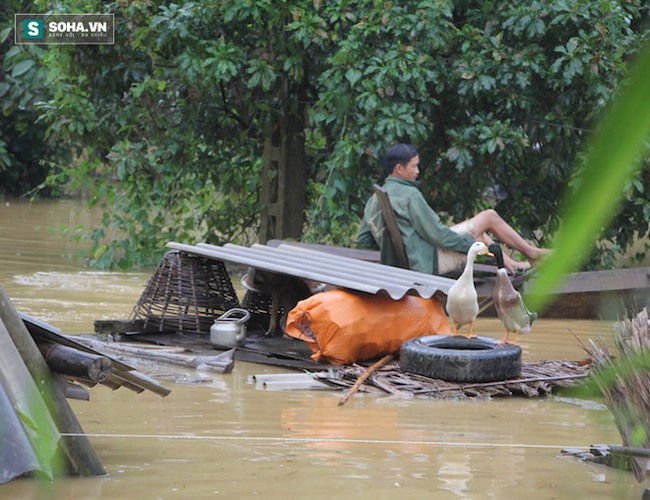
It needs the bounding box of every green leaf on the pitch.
[0,27,12,44]
[526,43,650,311]
[12,59,35,78]
[345,68,362,87]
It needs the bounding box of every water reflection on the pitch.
[437,452,471,496]
[0,199,646,499]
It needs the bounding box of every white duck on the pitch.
[488,243,538,344]
[445,241,492,338]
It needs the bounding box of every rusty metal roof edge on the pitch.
[194,241,454,292]
[209,243,442,293]
[267,243,455,289]
[166,242,407,298]
[165,241,449,300]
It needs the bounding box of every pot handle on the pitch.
[216,308,250,324]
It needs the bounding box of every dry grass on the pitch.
[583,305,650,482]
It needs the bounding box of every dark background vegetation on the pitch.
[0,0,648,269]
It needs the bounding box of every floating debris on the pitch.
[313,359,590,400]
[248,373,331,391]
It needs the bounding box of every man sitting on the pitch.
[357,143,550,275]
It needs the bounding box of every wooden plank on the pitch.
[373,185,410,269]
[521,267,650,319]
[93,319,146,335]
[23,313,136,370]
[75,337,234,375]
[553,267,650,294]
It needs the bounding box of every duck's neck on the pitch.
[492,248,509,281]
[493,248,505,270]
[460,253,477,282]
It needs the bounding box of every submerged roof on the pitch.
[21,313,171,397]
[165,241,456,300]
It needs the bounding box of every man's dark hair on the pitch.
[383,144,419,175]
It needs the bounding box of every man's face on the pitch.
[394,155,420,181]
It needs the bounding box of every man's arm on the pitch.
[356,205,381,249]
[357,223,380,249]
[356,195,381,249]
[408,194,474,253]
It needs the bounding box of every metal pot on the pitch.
[210,308,250,348]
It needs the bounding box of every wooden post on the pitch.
[0,286,106,476]
[258,117,306,243]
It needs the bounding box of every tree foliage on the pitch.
[527,41,650,311]
[1,0,647,268]
[0,1,68,196]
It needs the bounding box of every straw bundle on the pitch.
[583,305,650,482]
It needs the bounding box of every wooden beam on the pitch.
[93,319,145,335]
[53,375,91,401]
[39,343,113,383]
[526,267,650,295]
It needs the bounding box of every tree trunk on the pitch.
[259,80,307,242]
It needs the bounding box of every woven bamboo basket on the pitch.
[131,250,240,334]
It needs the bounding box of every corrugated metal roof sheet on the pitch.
[165,241,456,300]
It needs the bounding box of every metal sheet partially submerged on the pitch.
[165,242,455,300]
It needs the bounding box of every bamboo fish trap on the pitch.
[131,250,240,334]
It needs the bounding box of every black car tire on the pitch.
[399,335,522,383]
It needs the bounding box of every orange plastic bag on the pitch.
[285,289,452,365]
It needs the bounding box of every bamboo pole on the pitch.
[609,445,650,458]
[0,286,106,476]
[338,354,393,406]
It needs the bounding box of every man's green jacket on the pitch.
[357,177,474,275]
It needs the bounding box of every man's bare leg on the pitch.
[470,209,551,266]
[474,232,530,273]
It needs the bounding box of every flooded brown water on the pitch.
[0,198,646,499]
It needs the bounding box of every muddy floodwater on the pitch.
[0,198,647,499]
